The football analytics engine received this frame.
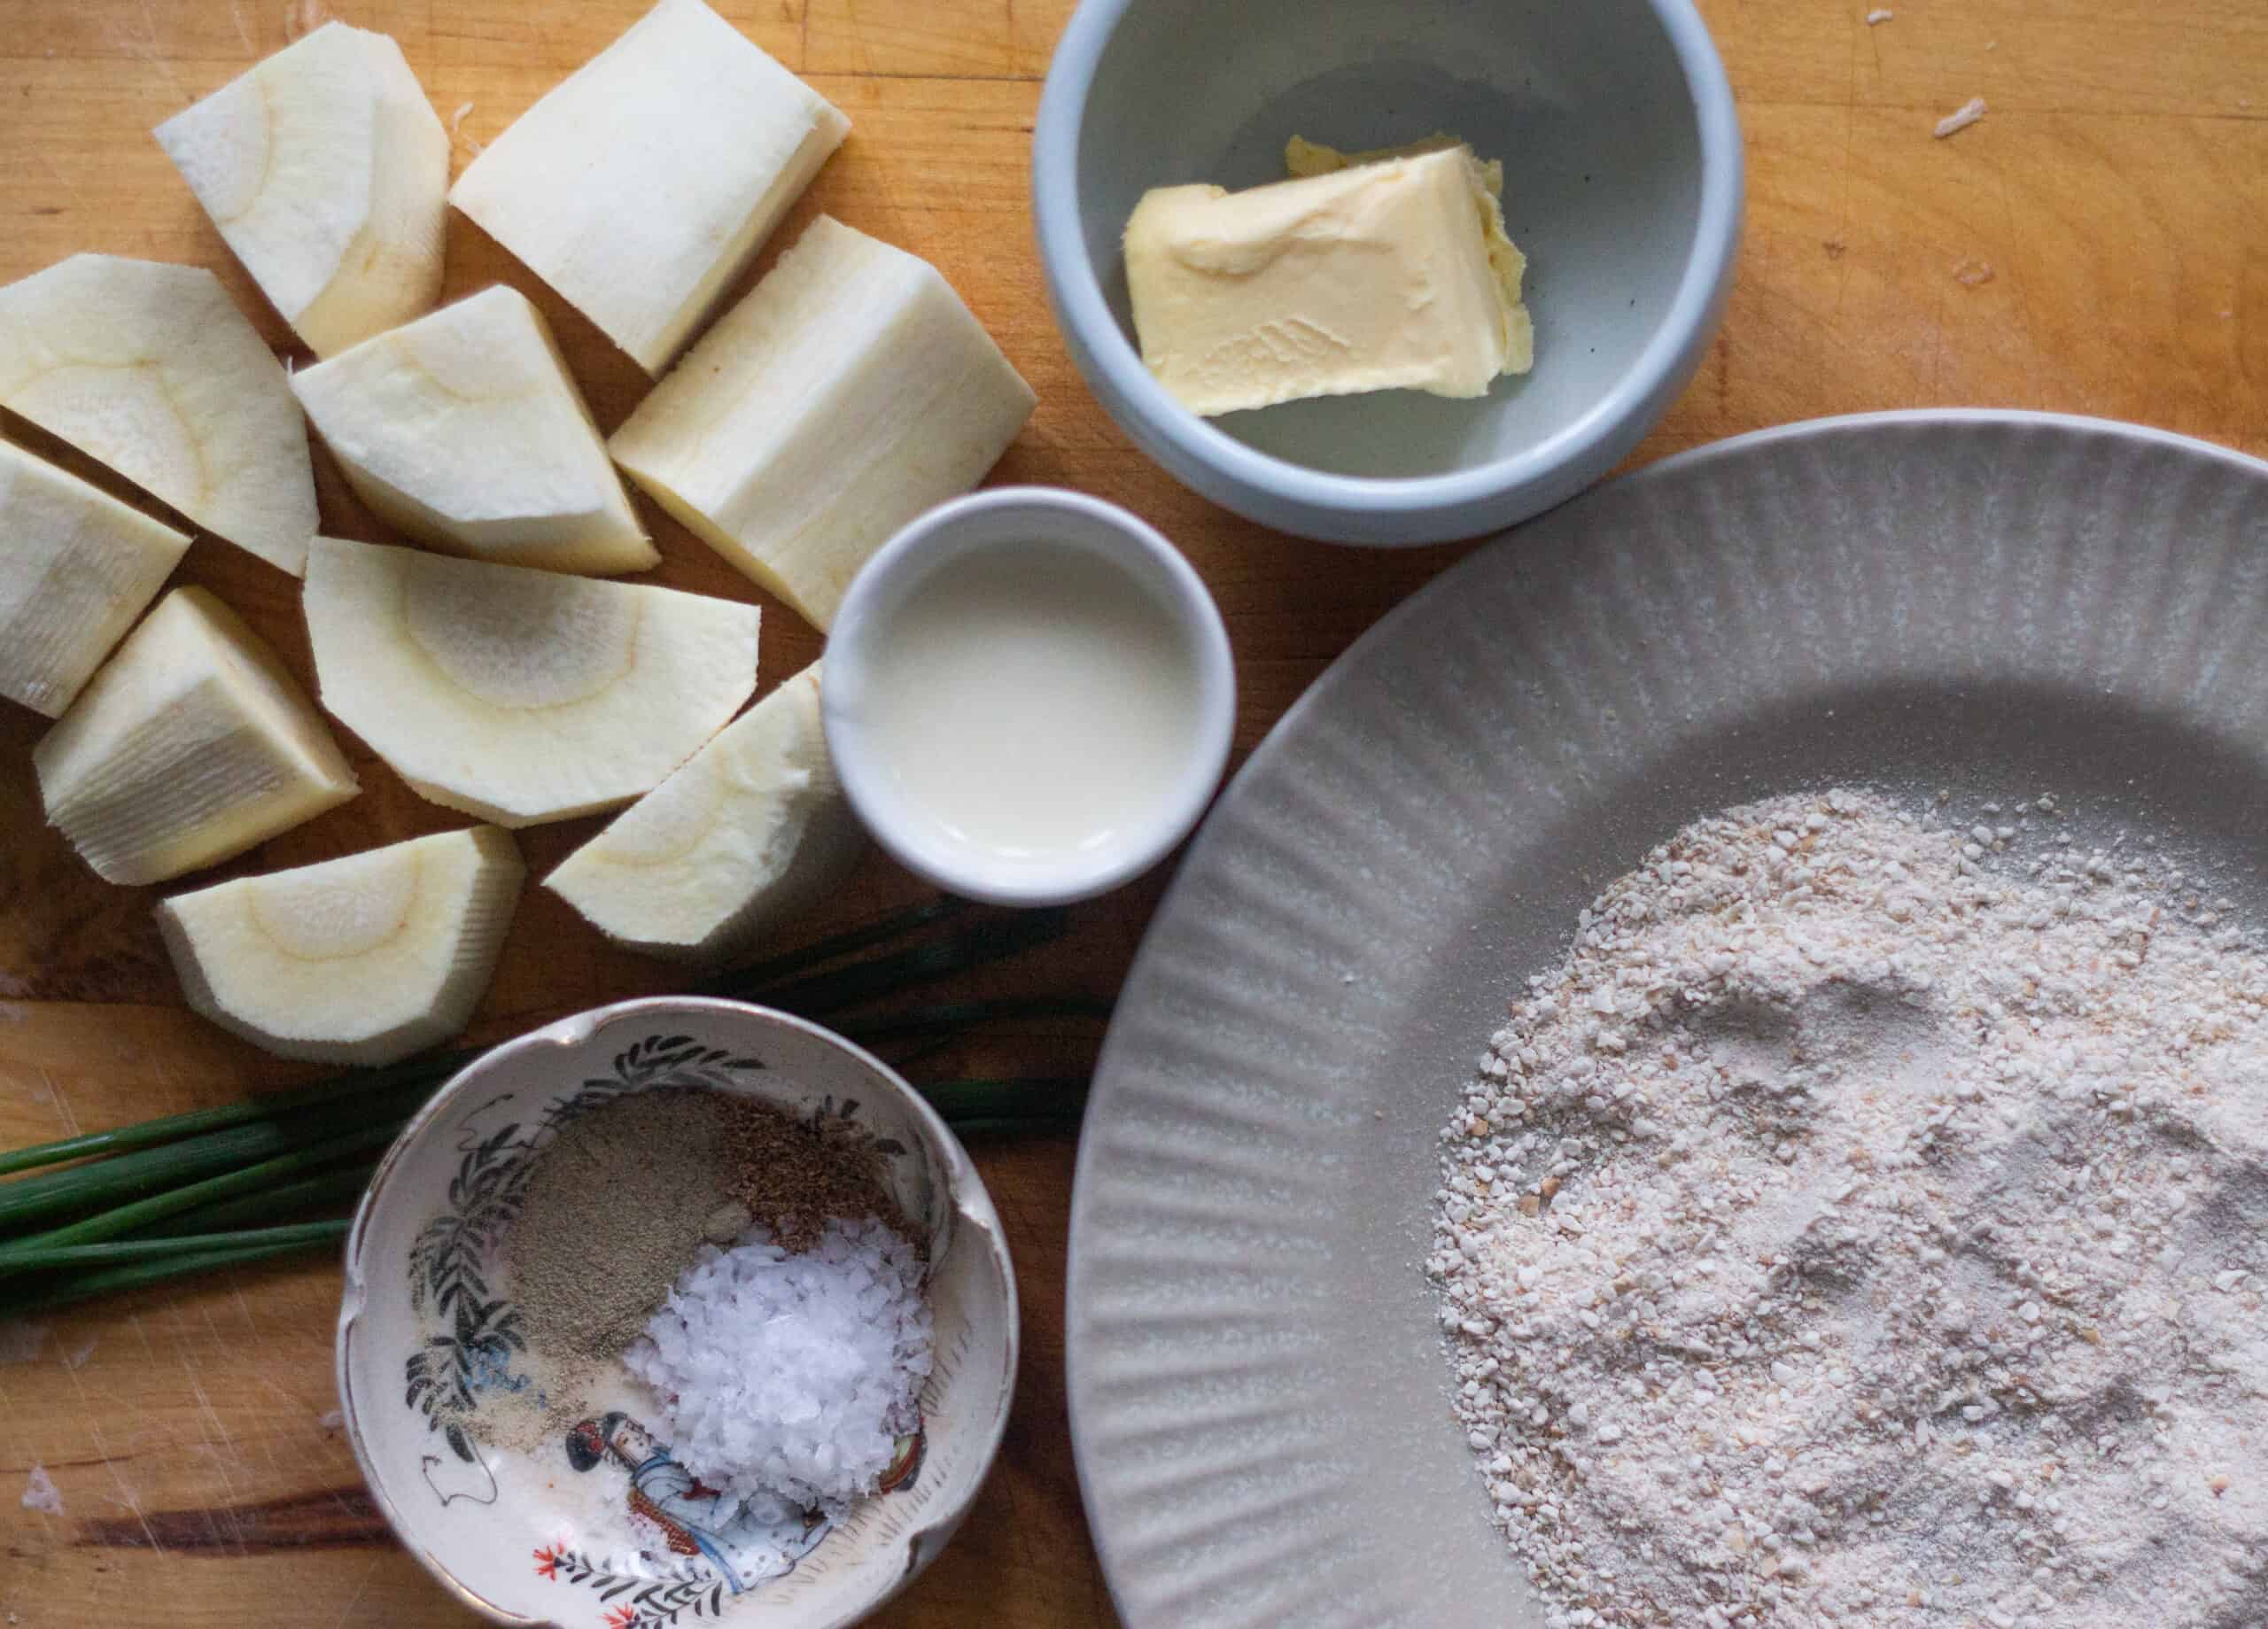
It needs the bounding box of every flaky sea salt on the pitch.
[1433,790,2268,1628]
[626,1216,931,1511]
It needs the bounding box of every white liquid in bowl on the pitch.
[856,540,1207,872]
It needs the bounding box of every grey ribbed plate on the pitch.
[1067,413,2268,1629]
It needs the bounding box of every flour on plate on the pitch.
[1432,790,2268,1628]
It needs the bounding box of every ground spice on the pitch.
[508,1090,742,1362]
[718,1097,903,1253]
[474,1087,906,1452]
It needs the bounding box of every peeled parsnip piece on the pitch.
[291,286,656,576]
[610,216,1036,630]
[158,826,524,1067]
[153,21,448,358]
[34,587,358,885]
[448,0,850,374]
[0,438,190,718]
[303,537,759,827]
[546,663,863,963]
[0,255,320,575]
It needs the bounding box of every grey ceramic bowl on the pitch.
[1032,0,1743,545]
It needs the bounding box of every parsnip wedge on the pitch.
[447,0,849,373]
[153,21,448,358]
[0,438,190,718]
[34,586,358,885]
[0,255,320,575]
[303,537,759,826]
[291,286,656,575]
[546,663,862,963]
[158,826,524,1067]
[610,215,1036,629]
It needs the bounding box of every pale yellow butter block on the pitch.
[546,663,864,964]
[1124,143,1532,417]
[0,438,190,718]
[159,826,525,1067]
[291,285,656,576]
[610,215,1037,631]
[448,0,850,374]
[35,586,359,885]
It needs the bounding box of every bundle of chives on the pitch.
[0,899,1104,1314]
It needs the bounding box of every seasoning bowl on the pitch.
[823,486,1236,908]
[1032,0,1744,544]
[336,997,1018,1629]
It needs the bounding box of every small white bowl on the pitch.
[336,997,1018,1629]
[823,487,1235,908]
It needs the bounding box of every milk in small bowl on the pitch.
[823,488,1234,907]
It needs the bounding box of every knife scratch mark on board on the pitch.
[332,1552,384,1627]
[39,1065,82,1139]
[89,1423,165,1557]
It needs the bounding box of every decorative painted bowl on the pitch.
[336,997,1018,1629]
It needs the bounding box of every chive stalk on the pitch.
[0,1237,338,1315]
[145,1161,384,1236]
[0,1080,433,1232]
[0,896,1092,1311]
[0,1220,349,1271]
[0,1121,407,1268]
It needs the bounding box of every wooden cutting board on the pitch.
[0,1,2261,1625]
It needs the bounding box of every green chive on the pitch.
[745,910,1070,1016]
[937,1115,1088,1137]
[0,897,974,1183]
[145,1161,381,1236]
[0,1237,338,1316]
[835,996,1114,1040]
[0,1121,406,1268]
[918,1076,1089,1122]
[699,896,965,998]
[0,1079,432,1233]
[0,1054,454,1179]
[0,1219,348,1271]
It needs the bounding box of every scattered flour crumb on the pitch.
[318,1408,346,1432]
[448,101,484,157]
[1953,258,1996,287]
[1866,8,1893,21]
[65,1338,96,1369]
[0,1004,26,1024]
[21,1465,62,1517]
[0,1323,47,1365]
[1935,97,1988,138]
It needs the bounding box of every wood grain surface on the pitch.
[1,1,2263,1625]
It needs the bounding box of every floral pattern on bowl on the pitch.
[338,997,1019,1629]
